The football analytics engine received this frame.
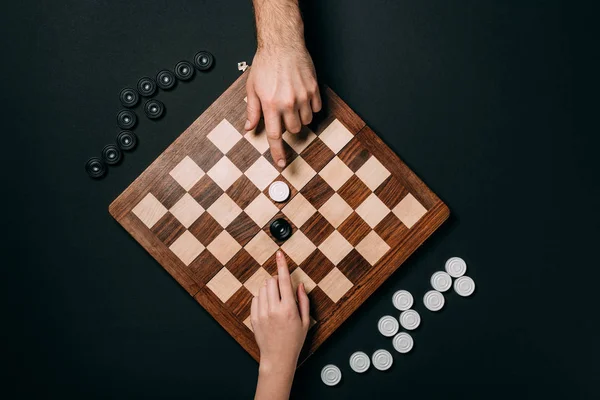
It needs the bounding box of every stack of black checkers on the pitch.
[86,50,215,179]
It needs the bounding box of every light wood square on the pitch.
[207,157,243,191]
[169,193,205,228]
[355,231,391,265]
[207,193,242,228]
[318,193,353,228]
[244,127,269,154]
[169,156,205,191]
[132,193,168,228]
[355,193,390,228]
[355,156,391,191]
[318,230,353,265]
[290,267,317,295]
[206,267,242,302]
[244,315,253,332]
[392,193,427,228]
[169,230,205,266]
[244,156,280,190]
[207,119,243,154]
[319,267,353,302]
[282,128,317,154]
[245,231,279,265]
[244,193,279,227]
[206,230,242,264]
[243,267,272,296]
[319,156,354,191]
[281,157,317,191]
[319,119,354,153]
[281,231,316,265]
[281,193,317,227]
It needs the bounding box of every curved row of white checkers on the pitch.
[321,257,475,386]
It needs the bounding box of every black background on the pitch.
[3,0,598,398]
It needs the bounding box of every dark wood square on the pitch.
[337,138,371,172]
[152,174,187,209]
[337,249,373,283]
[337,175,372,209]
[262,139,297,170]
[188,138,223,172]
[337,212,372,246]
[374,213,410,248]
[302,175,335,209]
[226,212,261,247]
[186,250,223,285]
[263,250,298,276]
[226,138,262,172]
[227,249,261,283]
[299,249,336,283]
[300,213,335,247]
[374,176,409,209]
[188,175,223,209]
[226,175,261,209]
[261,175,298,210]
[150,212,186,247]
[307,286,336,321]
[188,212,224,246]
[301,138,336,173]
[263,212,297,246]
[225,286,254,319]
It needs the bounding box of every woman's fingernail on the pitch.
[244,119,251,130]
[277,250,283,259]
[277,159,286,168]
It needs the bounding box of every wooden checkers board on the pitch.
[109,71,449,365]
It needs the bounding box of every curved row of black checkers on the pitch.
[85,51,215,179]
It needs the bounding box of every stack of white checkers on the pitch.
[424,257,475,311]
[321,256,475,386]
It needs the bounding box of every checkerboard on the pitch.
[109,71,449,365]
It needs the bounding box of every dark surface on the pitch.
[2,0,597,398]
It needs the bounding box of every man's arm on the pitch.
[246,0,321,168]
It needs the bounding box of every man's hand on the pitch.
[252,251,310,400]
[246,0,322,169]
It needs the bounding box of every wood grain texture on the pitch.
[109,70,449,366]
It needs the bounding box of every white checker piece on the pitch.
[392,290,413,311]
[372,349,393,371]
[321,364,342,386]
[399,309,421,330]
